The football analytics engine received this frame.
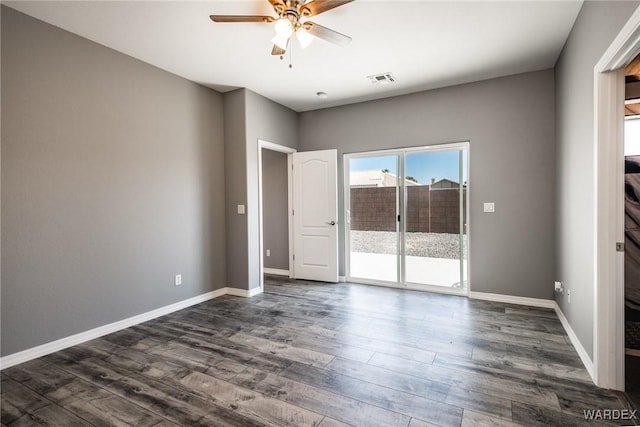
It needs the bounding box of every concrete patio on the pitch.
[349,252,467,288]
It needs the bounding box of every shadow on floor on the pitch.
[627,354,640,411]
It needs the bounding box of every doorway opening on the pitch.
[624,55,640,408]
[257,140,296,292]
[344,142,469,295]
[594,4,640,391]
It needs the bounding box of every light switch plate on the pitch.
[483,202,495,213]
[237,204,246,215]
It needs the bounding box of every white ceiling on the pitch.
[5,0,583,112]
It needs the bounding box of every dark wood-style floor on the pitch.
[2,276,638,426]
[626,354,640,411]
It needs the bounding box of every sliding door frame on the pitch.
[344,142,470,296]
[344,150,403,286]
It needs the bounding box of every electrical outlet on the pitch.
[266,249,271,257]
[554,281,563,293]
[483,202,495,213]
[567,289,571,304]
[175,274,182,286]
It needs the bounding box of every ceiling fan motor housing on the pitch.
[277,0,311,30]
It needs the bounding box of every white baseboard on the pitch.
[554,302,595,381]
[3,285,595,387]
[469,291,556,309]
[248,287,263,297]
[0,286,261,370]
[468,291,595,383]
[224,286,263,298]
[263,268,290,276]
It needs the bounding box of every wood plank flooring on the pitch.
[2,276,638,426]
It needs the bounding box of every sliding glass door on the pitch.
[345,143,468,295]
[347,155,400,282]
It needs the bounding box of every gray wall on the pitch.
[555,0,640,359]
[262,149,289,271]
[300,70,556,299]
[223,89,298,291]
[1,7,226,356]
[8,0,637,362]
[223,89,248,290]
[245,90,298,290]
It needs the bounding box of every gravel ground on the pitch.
[350,231,468,259]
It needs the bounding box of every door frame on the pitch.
[257,139,296,293]
[594,4,640,390]
[344,149,403,287]
[343,142,470,296]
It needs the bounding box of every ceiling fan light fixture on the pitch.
[296,27,314,48]
[274,17,293,38]
[271,34,289,50]
[210,0,354,57]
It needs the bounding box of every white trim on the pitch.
[469,291,556,309]
[287,153,294,279]
[260,140,294,153]
[1,289,221,370]
[400,152,406,285]
[554,302,595,381]
[592,5,640,391]
[257,139,296,293]
[596,6,640,72]
[263,268,290,276]
[225,286,263,298]
[0,286,262,370]
[339,276,346,282]
[468,291,595,381]
[343,154,353,283]
[464,147,471,295]
[249,287,263,297]
[593,68,626,390]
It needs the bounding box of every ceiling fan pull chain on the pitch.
[289,43,293,69]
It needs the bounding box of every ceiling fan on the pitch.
[210,0,353,56]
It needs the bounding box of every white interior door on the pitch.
[293,149,339,283]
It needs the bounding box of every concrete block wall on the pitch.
[350,186,467,234]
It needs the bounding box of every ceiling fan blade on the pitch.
[305,21,352,47]
[267,0,286,12]
[209,15,275,23]
[301,0,354,17]
[271,44,286,56]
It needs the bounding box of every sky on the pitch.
[349,150,468,185]
[626,117,640,156]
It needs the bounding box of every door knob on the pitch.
[327,220,336,226]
